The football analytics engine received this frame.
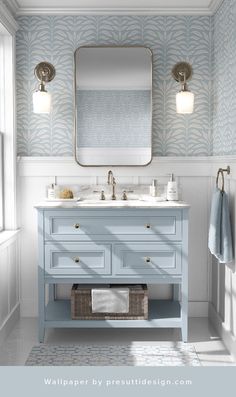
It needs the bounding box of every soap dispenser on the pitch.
[47,183,55,199]
[167,174,178,201]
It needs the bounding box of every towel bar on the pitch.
[216,166,230,192]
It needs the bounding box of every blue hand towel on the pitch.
[208,187,234,263]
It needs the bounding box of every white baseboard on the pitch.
[20,298,37,318]
[0,303,20,346]
[209,303,236,360]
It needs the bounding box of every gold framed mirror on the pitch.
[74,46,152,166]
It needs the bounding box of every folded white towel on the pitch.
[91,288,129,313]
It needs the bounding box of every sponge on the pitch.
[60,189,74,199]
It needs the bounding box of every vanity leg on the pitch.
[182,325,188,343]
[49,284,55,301]
[181,285,188,342]
[173,284,180,301]
[39,324,45,343]
[180,269,189,343]
[38,267,45,343]
[181,320,188,343]
[181,282,188,342]
[37,211,46,343]
[181,208,188,343]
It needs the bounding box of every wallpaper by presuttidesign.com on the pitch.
[212,0,236,155]
[16,15,213,157]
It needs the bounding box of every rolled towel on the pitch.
[208,187,233,263]
[91,288,129,313]
[208,187,222,256]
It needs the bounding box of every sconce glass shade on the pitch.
[33,62,55,114]
[33,90,51,114]
[176,91,194,114]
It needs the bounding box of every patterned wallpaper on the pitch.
[16,15,213,157]
[212,0,236,155]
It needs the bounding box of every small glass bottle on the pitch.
[149,179,158,197]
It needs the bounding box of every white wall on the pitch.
[18,156,214,318]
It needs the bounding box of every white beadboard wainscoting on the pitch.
[18,156,218,319]
[0,232,20,345]
[208,161,236,359]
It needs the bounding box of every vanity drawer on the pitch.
[113,243,182,276]
[44,210,182,241]
[45,243,111,275]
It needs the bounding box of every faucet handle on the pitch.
[100,190,106,201]
[122,190,128,200]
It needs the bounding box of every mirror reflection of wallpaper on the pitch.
[77,90,151,148]
[16,15,213,156]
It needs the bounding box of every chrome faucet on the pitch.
[107,170,116,200]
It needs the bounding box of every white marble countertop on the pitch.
[35,199,190,209]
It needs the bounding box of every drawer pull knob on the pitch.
[74,223,80,229]
[145,224,151,229]
[145,257,151,263]
[73,257,80,263]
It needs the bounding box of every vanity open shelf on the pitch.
[36,203,189,342]
[45,299,181,328]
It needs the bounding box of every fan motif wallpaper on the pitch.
[16,15,213,156]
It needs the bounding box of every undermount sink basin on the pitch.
[78,196,167,205]
[77,199,134,206]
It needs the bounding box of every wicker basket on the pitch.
[71,284,148,320]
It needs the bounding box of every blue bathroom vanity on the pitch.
[36,201,189,342]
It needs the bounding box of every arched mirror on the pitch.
[74,46,152,166]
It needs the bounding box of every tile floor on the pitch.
[0,317,235,366]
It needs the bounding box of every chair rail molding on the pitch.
[17,156,214,178]
[17,155,236,178]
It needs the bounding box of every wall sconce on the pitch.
[33,62,56,114]
[172,62,194,114]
